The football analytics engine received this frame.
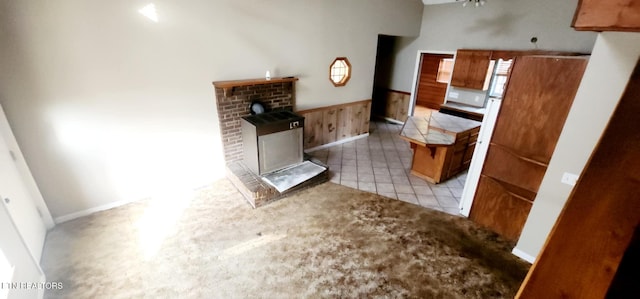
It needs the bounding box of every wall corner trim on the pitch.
[512,247,536,264]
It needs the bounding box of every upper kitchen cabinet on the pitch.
[573,0,640,32]
[450,50,494,91]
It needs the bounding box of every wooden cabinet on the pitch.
[450,50,494,90]
[469,56,588,241]
[573,0,640,32]
[445,127,479,179]
[517,59,640,299]
[400,114,481,184]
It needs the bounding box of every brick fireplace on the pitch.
[213,77,297,163]
[212,77,329,208]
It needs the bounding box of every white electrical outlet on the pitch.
[450,92,459,99]
[561,172,579,186]
[474,95,481,103]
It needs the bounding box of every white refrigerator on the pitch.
[458,97,502,217]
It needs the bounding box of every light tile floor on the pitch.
[307,120,467,216]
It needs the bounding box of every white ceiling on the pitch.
[422,0,458,5]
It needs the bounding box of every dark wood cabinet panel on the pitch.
[469,175,534,241]
[517,56,640,299]
[470,56,588,242]
[491,57,588,163]
[450,50,493,90]
[573,0,640,32]
[482,144,548,194]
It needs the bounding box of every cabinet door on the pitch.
[469,56,588,241]
[450,50,493,90]
[573,0,640,32]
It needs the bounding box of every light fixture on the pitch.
[459,0,486,7]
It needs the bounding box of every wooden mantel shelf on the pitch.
[212,76,299,97]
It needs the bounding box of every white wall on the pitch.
[515,32,640,259]
[390,0,598,92]
[0,0,423,219]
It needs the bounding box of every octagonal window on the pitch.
[329,57,351,87]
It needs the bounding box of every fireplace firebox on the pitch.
[241,110,304,175]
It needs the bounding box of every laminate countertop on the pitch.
[399,112,482,147]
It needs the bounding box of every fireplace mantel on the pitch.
[212,76,298,97]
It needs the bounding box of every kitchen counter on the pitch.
[439,101,486,121]
[400,112,481,184]
[399,112,482,145]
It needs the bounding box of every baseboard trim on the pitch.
[304,133,369,152]
[512,247,536,264]
[372,114,405,125]
[54,197,142,224]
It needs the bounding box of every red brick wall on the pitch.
[214,82,295,163]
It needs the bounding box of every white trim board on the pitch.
[408,50,456,117]
[54,197,142,224]
[304,133,369,153]
[0,104,55,229]
[512,247,536,264]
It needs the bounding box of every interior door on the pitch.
[1,202,44,299]
[0,124,47,262]
[414,53,454,110]
[469,56,588,241]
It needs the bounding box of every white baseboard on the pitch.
[54,197,141,224]
[382,117,405,125]
[371,114,405,125]
[304,133,369,152]
[512,247,536,264]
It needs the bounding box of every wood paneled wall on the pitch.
[372,89,411,123]
[298,100,371,149]
[416,54,452,109]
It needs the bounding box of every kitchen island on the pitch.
[400,112,481,184]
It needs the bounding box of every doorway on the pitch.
[409,51,455,117]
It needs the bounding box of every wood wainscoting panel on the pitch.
[298,100,371,149]
[375,89,411,123]
[322,108,338,145]
[470,175,535,241]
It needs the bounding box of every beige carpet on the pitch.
[42,179,530,298]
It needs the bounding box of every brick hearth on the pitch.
[213,77,329,208]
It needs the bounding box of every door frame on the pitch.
[0,200,46,299]
[408,50,456,116]
[0,104,54,230]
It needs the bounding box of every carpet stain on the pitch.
[42,180,530,298]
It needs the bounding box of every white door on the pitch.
[0,107,47,262]
[0,202,44,299]
[459,97,502,216]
